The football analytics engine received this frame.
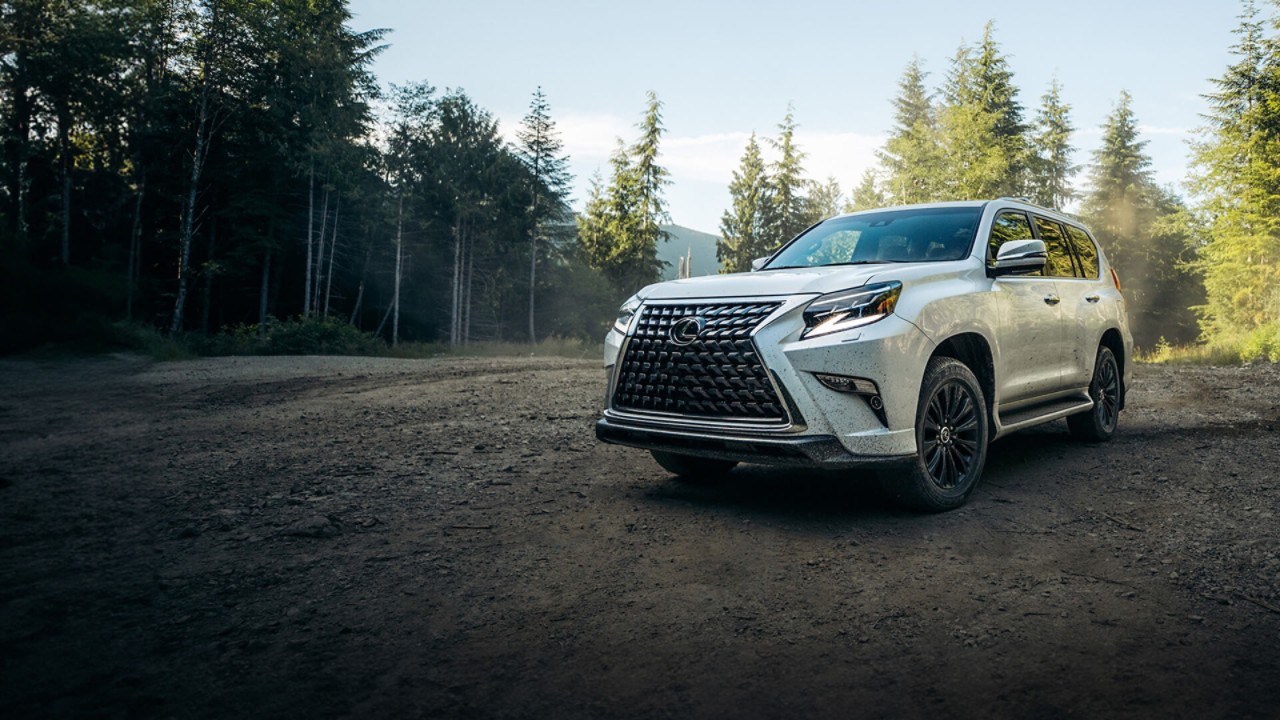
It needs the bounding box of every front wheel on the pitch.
[881,357,990,513]
[651,451,737,482]
[1068,345,1120,442]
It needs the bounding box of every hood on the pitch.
[637,265,890,300]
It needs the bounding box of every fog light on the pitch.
[813,373,888,428]
[814,373,878,395]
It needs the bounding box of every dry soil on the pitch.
[1,355,1278,719]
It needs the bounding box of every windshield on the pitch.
[764,206,983,269]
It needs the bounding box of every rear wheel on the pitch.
[1068,345,1120,442]
[651,451,737,482]
[881,357,990,512]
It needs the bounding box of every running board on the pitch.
[994,394,1093,437]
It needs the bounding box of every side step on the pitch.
[995,394,1092,437]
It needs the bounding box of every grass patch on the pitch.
[1139,326,1280,365]
[387,336,603,360]
[32,317,605,362]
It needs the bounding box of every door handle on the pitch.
[1043,294,1060,306]
[1085,295,1101,303]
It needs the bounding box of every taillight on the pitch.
[1110,268,1122,292]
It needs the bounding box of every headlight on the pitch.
[613,295,642,335]
[802,281,902,338]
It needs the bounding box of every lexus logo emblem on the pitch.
[669,316,705,346]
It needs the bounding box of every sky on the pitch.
[348,0,1241,233]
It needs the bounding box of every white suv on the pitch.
[595,200,1132,512]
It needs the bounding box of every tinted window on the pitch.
[765,207,982,269]
[1066,225,1099,279]
[1033,216,1077,277]
[987,211,1033,267]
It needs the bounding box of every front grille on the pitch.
[612,302,786,423]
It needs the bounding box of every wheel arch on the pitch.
[930,332,997,436]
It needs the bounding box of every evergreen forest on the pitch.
[2,1,1278,361]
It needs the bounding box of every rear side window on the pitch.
[1066,225,1099,279]
[987,211,1033,267]
[1032,216,1077,278]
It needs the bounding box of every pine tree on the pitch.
[769,107,810,243]
[1188,0,1280,347]
[717,132,776,273]
[936,22,1027,199]
[516,87,571,342]
[577,92,670,294]
[1028,77,1077,209]
[846,169,886,212]
[630,90,673,263]
[804,176,842,225]
[878,57,942,204]
[1084,91,1200,346]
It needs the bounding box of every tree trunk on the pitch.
[350,245,370,327]
[392,195,403,346]
[313,186,329,316]
[170,43,214,335]
[58,103,72,265]
[201,213,217,333]
[375,298,393,338]
[528,224,537,343]
[455,221,465,345]
[258,248,271,328]
[126,172,146,320]
[303,163,314,317]
[323,197,339,318]
[464,233,474,345]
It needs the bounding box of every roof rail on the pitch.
[996,196,1060,212]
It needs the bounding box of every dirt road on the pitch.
[1,355,1278,718]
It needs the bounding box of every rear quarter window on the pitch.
[1032,216,1078,278]
[1066,225,1100,279]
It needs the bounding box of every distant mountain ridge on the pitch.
[658,225,722,280]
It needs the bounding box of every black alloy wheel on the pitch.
[1068,345,1121,442]
[921,379,983,490]
[880,356,990,513]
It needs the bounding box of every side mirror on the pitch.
[750,256,768,272]
[990,239,1047,277]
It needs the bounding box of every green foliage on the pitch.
[1187,0,1280,345]
[1028,78,1078,209]
[878,57,942,204]
[1240,323,1280,362]
[577,92,670,296]
[1083,93,1201,347]
[846,169,887,213]
[717,133,777,273]
[935,24,1027,199]
[1140,339,1244,366]
[768,107,812,242]
[386,337,602,360]
[189,317,384,356]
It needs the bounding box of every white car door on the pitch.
[987,211,1066,403]
[1061,224,1113,388]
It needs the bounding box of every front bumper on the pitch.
[603,295,934,460]
[595,416,913,469]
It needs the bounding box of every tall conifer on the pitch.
[717,133,776,273]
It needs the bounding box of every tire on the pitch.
[650,451,737,482]
[1068,345,1120,442]
[880,357,990,513]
